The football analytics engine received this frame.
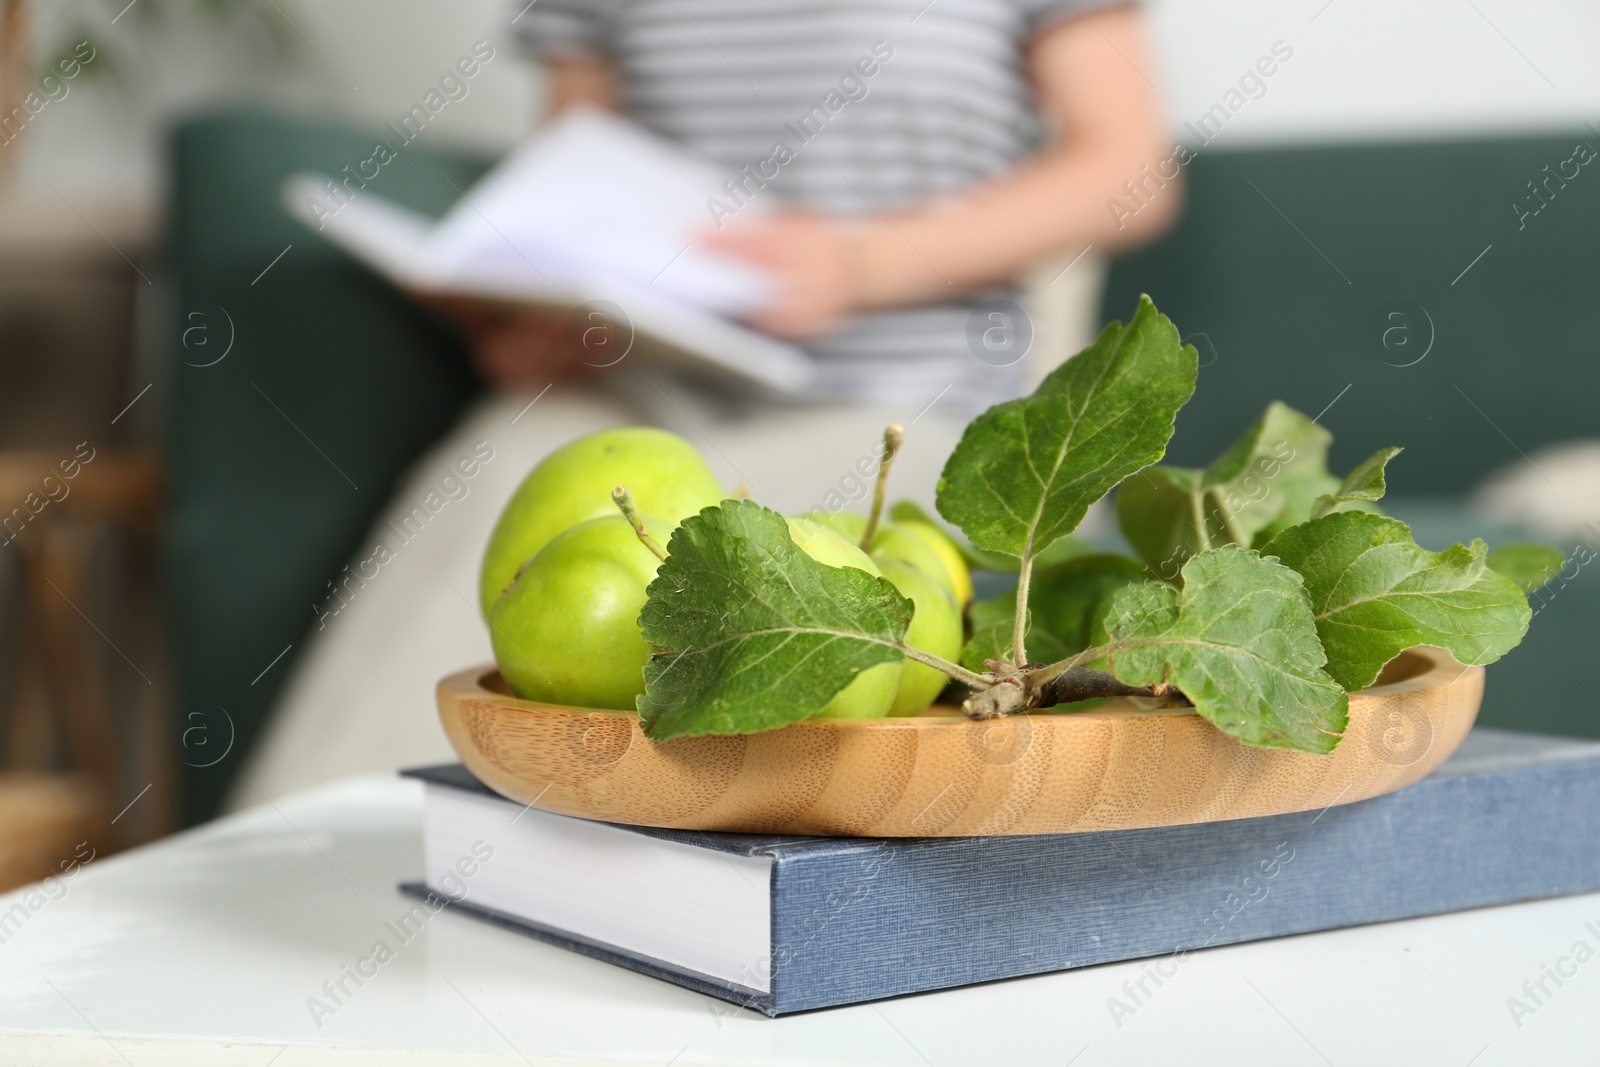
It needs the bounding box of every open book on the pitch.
[281,107,815,393]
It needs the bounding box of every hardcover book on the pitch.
[403,727,1600,1016]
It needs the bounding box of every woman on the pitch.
[233,0,1179,804]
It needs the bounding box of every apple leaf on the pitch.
[1249,469,1345,548]
[1202,401,1335,542]
[636,500,912,740]
[1487,543,1565,593]
[889,499,1094,573]
[960,536,1097,575]
[1030,553,1150,650]
[936,295,1196,563]
[1116,402,1337,575]
[1262,511,1531,691]
[1115,466,1211,581]
[1310,446,1402,519]
[960,591,1069,673]
[1101,546,1349,753]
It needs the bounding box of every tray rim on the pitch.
[435,646,1483,836]
[437,644,1468,730]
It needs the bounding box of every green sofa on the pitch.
[168,114,488,824]
[167,113,1599,824]
[1101,132,1600,743]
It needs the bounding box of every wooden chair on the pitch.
[0,450,168,890]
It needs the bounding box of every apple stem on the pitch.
[1011,547,1033,667]
[612,486,668,562]
[896,643,992,689]
[859,423,904,551]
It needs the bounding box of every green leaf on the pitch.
[1030,553,1149,650]
[1202,402,1335,542]
[961,591,1069,672]
[1101,546,1349,753]
[936,295,1197,562]
[1115,466,1211,581]
[1250,470,1344,548]
[1116,402,1336,575]
[1262,511,1531,691]
[964,534,1098,574]
[636,500,912,740]
[959,553,1145,672]
[1487,543,1566,593]
[889,499,1094,573]
[1310,447,1402,519]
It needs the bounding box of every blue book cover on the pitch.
[403,727,1600,1016]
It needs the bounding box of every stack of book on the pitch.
[405,728,1600,1016]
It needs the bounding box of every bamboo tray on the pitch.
[436,646,1481,837]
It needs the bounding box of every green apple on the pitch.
[489,514,669,710]
[480,427,723,615]
[784,517,900,720]
[893,518,974,607]
[797,510,966,715]
[804,508,869,544]
[803,510,957,603]
[876,558,963,716]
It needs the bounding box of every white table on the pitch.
[1,775,1592,1065]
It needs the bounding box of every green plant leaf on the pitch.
[961,591,1069,672]
[1030,553,1149,650]
[936,295,1196,562]
[1115,466,1211,581]
[636,500,912,740]
[1262,511,1531,691]
[1116,402,1337,575]
[963,534,1099,574]
[888,499,1094,573]
[1100,546,1349,753]
[1310,446,1402,519]
[1487,543,1566,593]
[1202,402,1335,541]
[1250,470,1345,548]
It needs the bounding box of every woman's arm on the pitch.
[708,6,1180,337]
[858,6,1179,297]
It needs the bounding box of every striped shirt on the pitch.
[516,0,1124,412]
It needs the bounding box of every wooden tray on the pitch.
[436,646,1481,837]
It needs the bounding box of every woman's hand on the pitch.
[423,295,598,388]
[700,213,862,339]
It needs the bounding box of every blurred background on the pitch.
[1,0,1597,886]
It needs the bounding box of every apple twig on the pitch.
[961,660,1184,719]
[859,423,904,551]
[612,486,668,562]
[955,638,1186,719]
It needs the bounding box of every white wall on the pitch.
[281,0,537,150]
[1147,0,1600,146]
[11,0,1600,197]
[12,0,536,198]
